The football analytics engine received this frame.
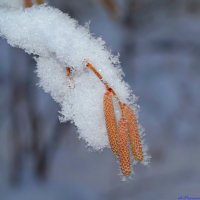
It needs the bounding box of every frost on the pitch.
[0,2,148,164]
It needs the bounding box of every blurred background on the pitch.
[1,0,200,199]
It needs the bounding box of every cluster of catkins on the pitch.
[0,0,150,177]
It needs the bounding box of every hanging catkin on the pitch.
[123,104,143,162]
[117,117,131,176]
[103,90,118,155]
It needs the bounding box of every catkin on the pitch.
[117,117,131,176]
[103,90,118,155]
[123,104,143,162]
[24,0,32,8]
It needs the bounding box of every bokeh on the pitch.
[0,0,200,199]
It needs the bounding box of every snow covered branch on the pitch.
[0,1,150,177]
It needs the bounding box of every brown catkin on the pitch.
[123,104,144,162]
[117,118,131,176]
[24,0,33,7]
[103,90,118,155]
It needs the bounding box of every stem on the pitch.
[86,63,123,109]
[24,0,33,8]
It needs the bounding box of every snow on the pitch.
[0,4,147,157]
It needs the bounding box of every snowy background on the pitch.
[1,0,200,199]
